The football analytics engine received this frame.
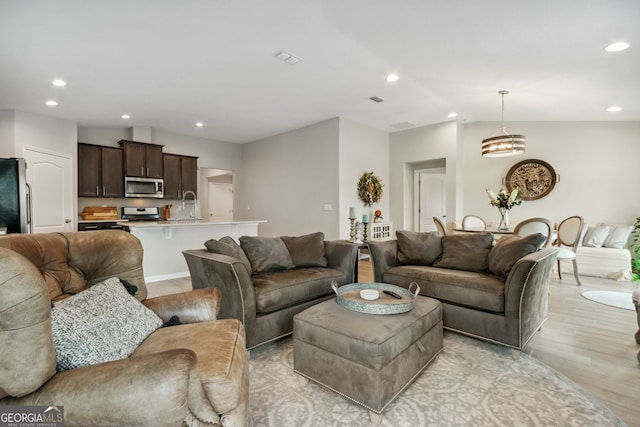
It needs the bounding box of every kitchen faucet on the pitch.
[181,191,198,219]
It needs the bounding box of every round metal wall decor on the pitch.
[505,159,557,200]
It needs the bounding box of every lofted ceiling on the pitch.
[0,0,638,143]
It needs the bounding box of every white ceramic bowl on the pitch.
[360,289,380,301]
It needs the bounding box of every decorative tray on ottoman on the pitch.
[331,281,420,315]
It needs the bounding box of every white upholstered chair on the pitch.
[433,217,447,236]
[554,215,584,286]
[514,217,553,248]
[462,215,486,231]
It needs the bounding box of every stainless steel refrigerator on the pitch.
[0,158,31,233]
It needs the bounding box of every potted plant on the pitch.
[630,216,640,281]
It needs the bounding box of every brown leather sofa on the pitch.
[183,236,358,349]
[368,232,558,358]
[0,230,248,427]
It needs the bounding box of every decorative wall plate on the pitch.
[505,159,557,201]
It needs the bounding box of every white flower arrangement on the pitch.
[486,187,522,210]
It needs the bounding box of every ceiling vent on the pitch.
[274,50,301,65]
[369,96,384,103]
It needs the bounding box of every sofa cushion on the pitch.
[383,265,505,313]
[582,225,611,248]
[433,233,493,273]
[204,236,252,273]
[239,236,295,275]
[487,233,546,278]
[252,267,344,314]
[281,232,328,268]
[51,277,162,371]
[396,230,442,266]
[603,225,632,249]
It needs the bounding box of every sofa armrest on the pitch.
[367,240,399,283]
[144,287,221,323]
[504,247,558,341]
[324,241,358,282]
[182,249,257,327]
[3,349,217,426]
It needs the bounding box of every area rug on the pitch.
[249,332,626,427]
[581,290,635,311]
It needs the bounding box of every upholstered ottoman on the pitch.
[293,296,443,424]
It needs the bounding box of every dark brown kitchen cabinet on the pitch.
[119,140,164,178]
[162,153,198,199]
[78,143,124,197]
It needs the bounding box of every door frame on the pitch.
[23,145,75,233]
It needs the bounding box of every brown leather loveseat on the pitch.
[0,230,248,427]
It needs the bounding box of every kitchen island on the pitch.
[121,219,266,282]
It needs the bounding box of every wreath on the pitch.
[357,172,383,207]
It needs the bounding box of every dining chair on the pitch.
[462,215,486,231]
[513,217,553,248]
[433,216,447,236]
[554,215,584,286]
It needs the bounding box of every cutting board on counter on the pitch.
[80,206,118,221]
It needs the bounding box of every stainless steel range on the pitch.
[121,207,160,222]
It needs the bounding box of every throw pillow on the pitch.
[487,233,547,278]
[281,232,328,268]
[204,236,252,273]
[433,233,493,273]
[239,236,296,275]
[51,277,162,372]
[582,225,611,248]
[603,225,632,249]
[396,230,442,266]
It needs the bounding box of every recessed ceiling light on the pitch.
[121,114,131,119]
[52,79,67,87]
[45,100,58,106]
[448,112,458,118]
[604,41,630,52]
[195,122,204,127]
[386,73,399,83]
[606,106,622,112]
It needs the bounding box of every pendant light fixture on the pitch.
[481,90,525,157]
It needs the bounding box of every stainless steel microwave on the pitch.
[124,177,164,198]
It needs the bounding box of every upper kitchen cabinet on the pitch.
[163,153,198,199]
[118,140,163,178]
[78,143,124,197]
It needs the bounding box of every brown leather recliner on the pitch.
[0,230,248,427]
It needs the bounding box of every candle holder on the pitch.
[362,221,369,242]
[349,218,356,242]
[354,221,363,244]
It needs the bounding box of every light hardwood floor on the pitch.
[147,260,640,427]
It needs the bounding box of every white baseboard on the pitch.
[145,271,190,283]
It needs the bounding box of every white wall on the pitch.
[462,121,640,226]
[389,121,461,231]
[338,118,389,239]
[0,110,16,158]
[0,110,78,228]
[389,120,640,231]
[238,118,340,239]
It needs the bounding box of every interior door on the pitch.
[208,182,233,221]
[23,146,73,233]
[418,172,446,232]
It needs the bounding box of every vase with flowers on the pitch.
[486,187,522,231]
